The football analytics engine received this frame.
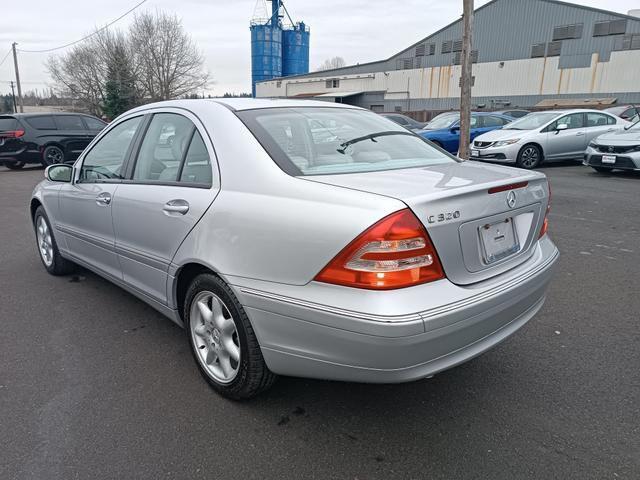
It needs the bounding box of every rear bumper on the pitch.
[233,236,559,383]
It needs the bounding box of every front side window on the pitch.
[55,115,84,130]
[551,113,585,130]
[133,113,195,182]
[481,116,507,127]
[80,116,142,181]
[237,107,457,176]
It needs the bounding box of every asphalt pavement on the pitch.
[1,163,638,480]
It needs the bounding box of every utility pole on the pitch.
[458,0,474,160]
[10,81,17,113]
[12,43,24,113]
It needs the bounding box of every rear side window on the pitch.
[179,131,212,186]
[80,116,143,181]
[0,117,17,131]
[25,116,56,130]
[55,115,85,130]
[586,112,611,127]
[482,116,508,127]
[133,113,195,182]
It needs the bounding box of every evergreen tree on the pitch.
[102,44,136,120]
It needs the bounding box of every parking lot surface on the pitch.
[1,164,638,480]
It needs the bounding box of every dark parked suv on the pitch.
[0,113,106,169]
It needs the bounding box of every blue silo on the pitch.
[282,22,310,77]
[250,1,310,97]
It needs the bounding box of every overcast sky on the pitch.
[0,0,637,97]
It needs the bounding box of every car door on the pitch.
[111,110,218,304]
[544,112,586,160]
[584,112,618,144]
[57,115,144,280]
[54,115,93,162]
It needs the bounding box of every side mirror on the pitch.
[450,125,460,133]
[45,164,72,183]
[555,123,568,132]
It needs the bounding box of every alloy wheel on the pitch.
[520,147,539,168]
[36,216,54,267]
[45,147,64,165]
[189,291,241,384]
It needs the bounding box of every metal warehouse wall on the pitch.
[256,0,640,110]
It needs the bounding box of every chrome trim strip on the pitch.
[56,223,114,251]
[115,243,169,272]
[240,247,558,324]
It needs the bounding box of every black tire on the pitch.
[33,206,76,275]
[592,166,612,173]
[4,160,25,170]
[184,273,276,400]
[516,144,542,169]
[41,145,65,167]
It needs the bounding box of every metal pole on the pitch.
[10,81,17,113]
[12,43,24,113]
[459,0,474,160]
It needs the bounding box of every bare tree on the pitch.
[47,29,135,115]
[316,56,346,72]
[46,10,209,114]
[130,11,209,101]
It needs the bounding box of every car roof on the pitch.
[7,112,99,118]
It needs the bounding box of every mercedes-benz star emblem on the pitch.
[506,190,517,209]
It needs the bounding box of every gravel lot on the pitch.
[1,163,638,480]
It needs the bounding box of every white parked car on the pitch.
[469,109,628,169]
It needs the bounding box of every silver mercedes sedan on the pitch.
[31,99,558,399]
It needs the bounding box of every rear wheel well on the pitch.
[175,263,216,319]
[30,198,42,224]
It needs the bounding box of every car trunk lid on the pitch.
[306,161,549,285]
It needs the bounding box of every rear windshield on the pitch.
[237,107,457,176]
[0,117,17,131]
[504,112,559,130]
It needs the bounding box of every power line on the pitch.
[0,47,11,67]
[17,0,149,54]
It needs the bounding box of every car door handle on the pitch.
[96,192,111,206]
[576,132,585,136]
[163,199,189,215]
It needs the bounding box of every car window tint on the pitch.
[586,112,611,127]
[482,116,506,127]
[84,116,107,130]
[55,115,84,130]
[179,131,212,186]
[80,116,142,181]
[0,117,17,131]
[25,116,56,130]
[133,113,195,182]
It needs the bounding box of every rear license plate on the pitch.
[471,149,480,157]
[479,218,520,264]
[602,154,616,164]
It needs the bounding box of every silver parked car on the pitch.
[31,99,558,399]
[469,109,627,169]
[584,118,640,173]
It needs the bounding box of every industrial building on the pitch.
[250,0,310,96]
[254,0,640,116]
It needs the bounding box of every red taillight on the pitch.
[539,180,551,238]
[0,129,25,138]
[314,209,445,290]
